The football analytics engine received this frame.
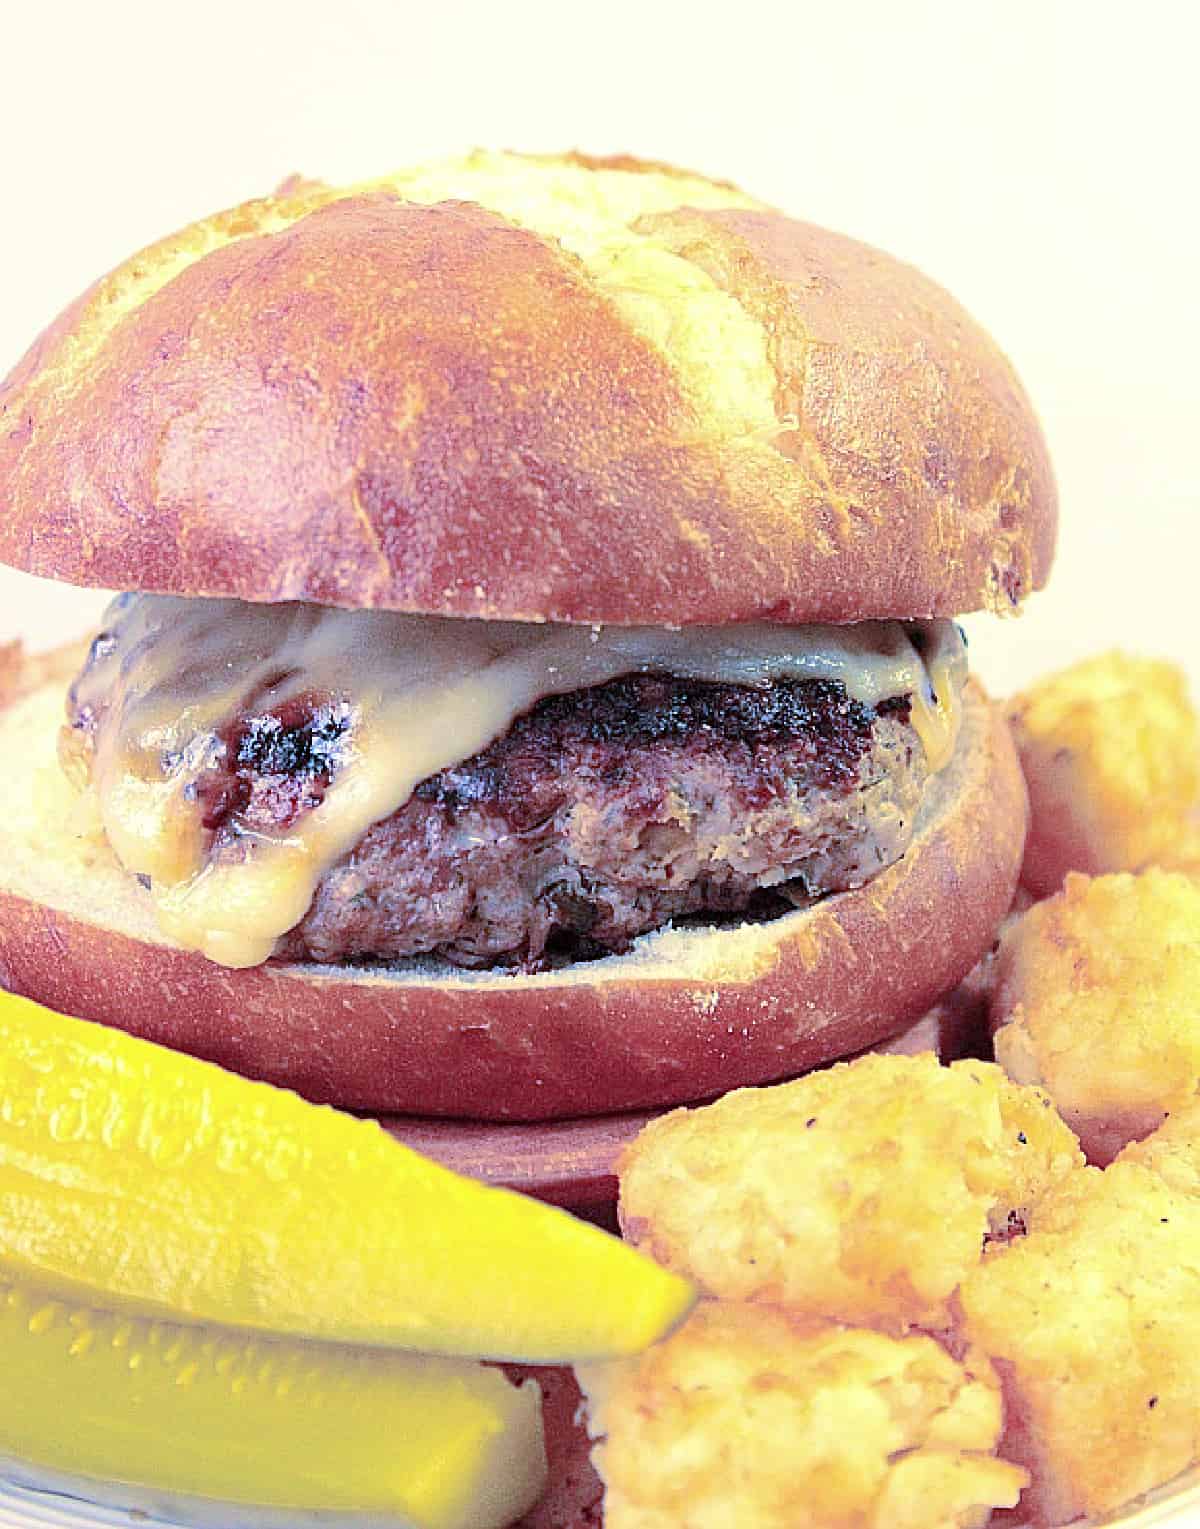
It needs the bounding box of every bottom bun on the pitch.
[0,649,1025,1120]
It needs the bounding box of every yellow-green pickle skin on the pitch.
[0,1278,547,1528]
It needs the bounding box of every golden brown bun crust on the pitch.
[0,152,1055,623]
[0,657,1026,1120]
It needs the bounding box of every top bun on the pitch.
[0,150,1055,625]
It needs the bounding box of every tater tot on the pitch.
[992,870,1200,1162]
[1115,1095,1200,1195]
[618,1053,1081,1332]
[577,1302,1025,1529]
[1005,652,1200,896]
[958,1161,1200,1525]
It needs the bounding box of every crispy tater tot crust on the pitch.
[1005,652,1200,896]
[1117,1095,1200,1193]
[958,1161,1200,1525]
[992,870,1200,1163]
[618,1053,1081,1331]
[578,1302,1025,1529]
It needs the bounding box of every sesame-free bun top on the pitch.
[0,151,1056,625]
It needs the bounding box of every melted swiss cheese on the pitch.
[70,597,966,969]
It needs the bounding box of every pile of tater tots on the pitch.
[576,653,1200,1529]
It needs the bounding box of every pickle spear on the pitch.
[0,1275,545,1528]
[0,991,694,1359]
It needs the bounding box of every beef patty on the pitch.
[66,656,939,971]
[261,676,927,968]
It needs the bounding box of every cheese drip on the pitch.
[70,597,966,969]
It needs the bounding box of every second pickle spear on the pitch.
[0,992,693,1359]
[0,1276,545,1529]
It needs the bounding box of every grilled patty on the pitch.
[256,675,927,968]
[67,659,938,971]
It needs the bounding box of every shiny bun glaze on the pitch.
[0,151,1055,625]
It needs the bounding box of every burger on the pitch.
[0,150,1054,1123]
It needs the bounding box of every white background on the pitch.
[1,0,1197,696]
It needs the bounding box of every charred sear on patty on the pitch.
[65,666,935,972]
[199,693,354,832]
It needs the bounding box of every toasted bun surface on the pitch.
[0,151,1054,624]
[0,649,1026,1120]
